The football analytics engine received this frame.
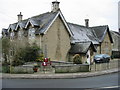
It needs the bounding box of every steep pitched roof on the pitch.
[8,23,17,32]
[91,25,113,43]
[110,31,120,51]
[8,11,73,36]
[110,31,120,38]
[2,28,8,35]
[25,12,56,30]
[68,23,99,45]
[37,11,73,36]
[69,42,96,54]
[15,20,27,30]
[113,31,120,36]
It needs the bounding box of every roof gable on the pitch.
[70,42,96,54]
[40,11,73,36]
[7,11,73,36]
[91,25,113,43]
[8,23,17,32]
[25,19,40,28]
[15,20,27,30]
[8,12,58,33]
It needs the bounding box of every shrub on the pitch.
[73,54,82,64]
[11,66,34,74]
[18,43,41,62]
[12,59,25,66]
[2,65,10,73]
[12,42,41,66]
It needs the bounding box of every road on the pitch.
[1,73,119,89]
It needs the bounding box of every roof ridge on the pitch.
[68,22,85,27]
[91,25,108,28]
[75,41,92,43]
[30,12,50,19]
[8,12,52,26]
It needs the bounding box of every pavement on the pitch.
[1,68,119,79]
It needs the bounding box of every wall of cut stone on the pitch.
[42,16,71,61]
[90,59,119,71]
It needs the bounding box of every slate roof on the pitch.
[8,23,17,31]
[113,31,120,36]
[110,31,120,51]
[110,31,120,38]
[7,11,58,34]
[15,20,28,30]
[69,42,96,54]
[68,23,99,45]
[25,11,58,34]
[6,10,73,36]
[37,12,58,34]
[2,28,8,35]
[91,25,113,43]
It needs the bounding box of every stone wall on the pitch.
[90,59,119,71]
[100,32,112,56]
[42,16,71,61]
[11,65,34,74]
[54,59,119,73]
[55,64,89,73]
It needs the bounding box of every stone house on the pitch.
[2,1,73,62]
[68,23,98,64]
[2,1,114,64]
[91,25,113,56]
[110,31,120,58]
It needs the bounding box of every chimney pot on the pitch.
[85,19,89,28]
[17,12,23,22]
[52,0,60,12]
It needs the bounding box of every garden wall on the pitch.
[90,59,119,71]
[11,65,34,74]
[55,64,89,73]
[54,59,119,73]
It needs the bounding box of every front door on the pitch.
[87,50,90,64]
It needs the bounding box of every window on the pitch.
[10,31,14,40]
[24,30,28,37]
[28,28,35,40]
[10,48,15,56]
[18,30,23,40]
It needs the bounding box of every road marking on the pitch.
[101,85,120,88]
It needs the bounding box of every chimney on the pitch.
[52,0,60,12]
[17,12,23,22]
[85,19,89,28]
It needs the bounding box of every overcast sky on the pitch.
[0,0,119,36]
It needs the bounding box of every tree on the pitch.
[2,37,42,66]
[2,37,10,63]
[12,42,41,66]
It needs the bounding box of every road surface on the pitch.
[1,73,119,89]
